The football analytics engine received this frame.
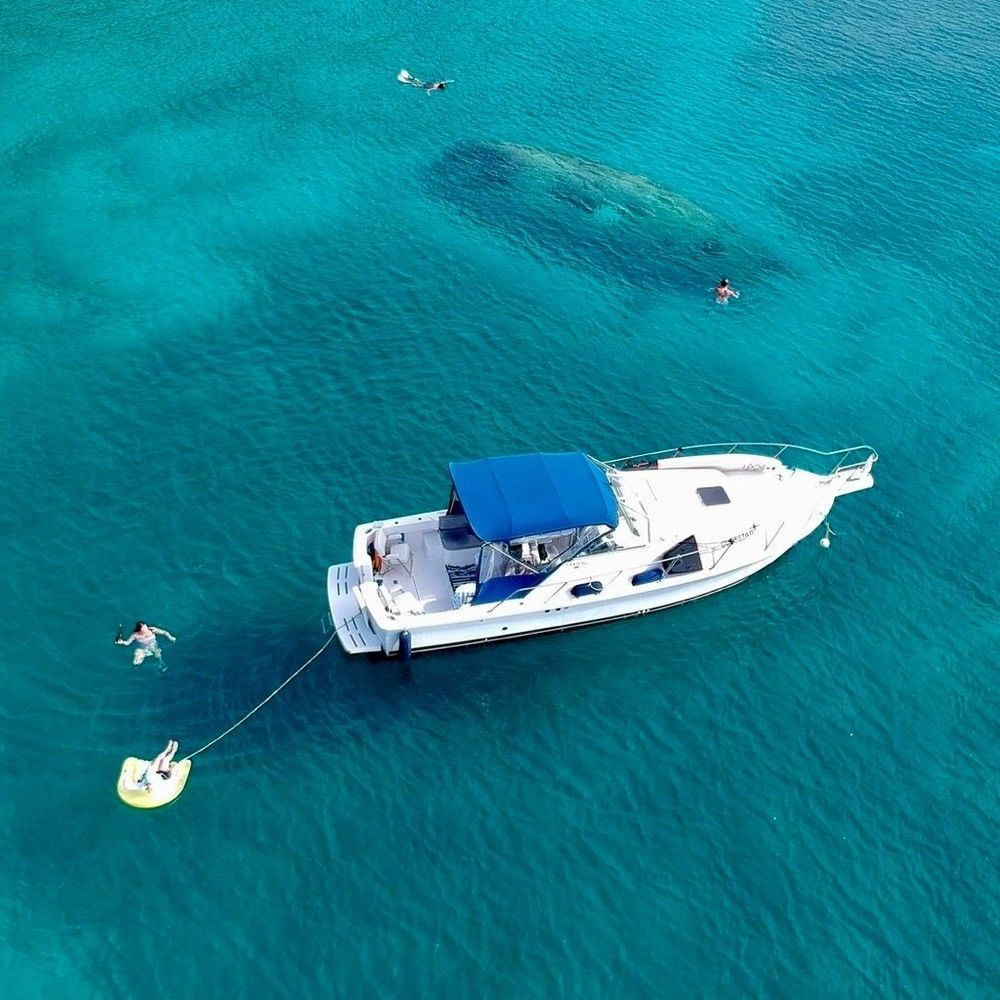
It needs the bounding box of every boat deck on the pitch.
[615,461,808,544]
[375,463,807,615]
[377,520,478,614]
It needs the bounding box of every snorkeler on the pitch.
[117,621,176,665]
[714,277,740,304]
[397,69,452,93]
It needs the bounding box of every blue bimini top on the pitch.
[448,452,619,543]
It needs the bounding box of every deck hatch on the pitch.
[662,536,703,575]
[696,486,730,506]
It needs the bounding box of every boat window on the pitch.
[472,544,544,604]
[697,486,730,506]
[477,544,529,584]
[586,536,618,555]
[569,527,615,557]
[511,525,606,576]
[662,536,703,575]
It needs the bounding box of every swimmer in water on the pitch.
[714,277,740,304]
[117,621,176,666]
[397,68,451,93]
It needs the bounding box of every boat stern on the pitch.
[327,562,382,654]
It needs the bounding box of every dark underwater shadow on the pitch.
[427,140,790,296]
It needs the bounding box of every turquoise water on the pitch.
[2,0,998,994]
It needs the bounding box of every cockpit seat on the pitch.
[373,526,413,575]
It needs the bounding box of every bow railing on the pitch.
[601,442,878,479]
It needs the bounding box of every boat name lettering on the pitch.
[743,462,766,472]
[728,525,758,544]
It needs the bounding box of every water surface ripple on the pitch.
[1,0,998,996]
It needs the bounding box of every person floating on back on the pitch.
[138,739,179,791]
[397,68,451,93]
[117,620,176,665]
[714,277,740,304]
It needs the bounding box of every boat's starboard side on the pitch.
[327,443,878,657]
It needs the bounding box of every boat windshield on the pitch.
[603,466,646,539]
[475,524,611,592]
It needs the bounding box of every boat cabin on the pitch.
[447,452,620,605]
[360,452,620,613]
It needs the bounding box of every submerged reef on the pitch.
[432,141,785,293]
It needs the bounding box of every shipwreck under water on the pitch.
[431,141,785,294]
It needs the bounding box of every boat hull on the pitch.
[370,549,785,656]
[380,574,750,657]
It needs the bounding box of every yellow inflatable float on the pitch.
[117,757,192,809]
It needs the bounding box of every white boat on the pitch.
[327,443,877,658]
